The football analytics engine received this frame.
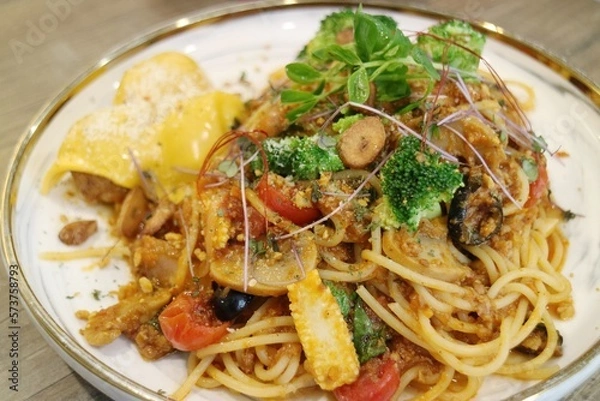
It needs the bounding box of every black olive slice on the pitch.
[212,288,255,321]
[514,323,563,357]
[448,173,503,246]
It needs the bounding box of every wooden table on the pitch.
[0,0,598,400]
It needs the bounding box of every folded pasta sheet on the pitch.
[42,52,245,201]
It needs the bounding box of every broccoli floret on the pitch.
[417,19,486,72]
[300,9,355,61]
[258,136,344,180]
[332,114,363,134]
[376,135,463,231]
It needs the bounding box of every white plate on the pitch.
[2,1,600,400]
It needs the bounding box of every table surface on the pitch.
[0,0,599,400]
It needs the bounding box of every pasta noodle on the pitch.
[43,8,576,401]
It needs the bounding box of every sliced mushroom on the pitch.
[140,197,175,236]
[337,116,386,169]
[383,219,472,283]
[58,220,98,245]
[116,186,150,238]
[210,232,320,296]
[448,171,503,246]
[71,172,128,204]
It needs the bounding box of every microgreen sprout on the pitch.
[281,7,439,121]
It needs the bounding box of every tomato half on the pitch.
[525,155,549,208]
[158,292,230,351]
[256,176,320,226]
[333,356,400,401]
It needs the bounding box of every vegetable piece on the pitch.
[337,116,386,169]
[385,221,472,283]
[282,8,438,121]
[447,171,503,246]
[333,355,400,401]
[82,288,172,346]
[212,288,255,321]
[71,172,128,204]
[375,135,463,231]
[515,323,563,357]
[257,135,344,180]
[140,197,175,236]
[332,114,364,134]
[116,186,150,238]
[324,280,355,318]
[131,236,180,288]
[287,269,360,390]
[417,19,486,72]
[524,154,549,207]
[210,232,319,296]
[199,185,266,259]
[300,9,355,61]
[324,282,388,363]
[256,176,321,226]
[352,300,387,363]
[158,292,230,352]
[58,220,98,245]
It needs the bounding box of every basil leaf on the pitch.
[373,14,398,33]
[325,44,362,65]
[286,62,323,84]
[396,100,422,115]
[285,99,318,121]
[348,67,370,104]
[324,281,354,318]
[353,300,387,363]
[411,46,440,80]
[354,11,381,61]
[375,62,408,80]
[311,47,331,62]
[387,30,412,58]
[375,76,409,102]
[355,11,399,62]
[373,65,410,101]
[280,89,316,103]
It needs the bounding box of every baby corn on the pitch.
[287,269,359,390]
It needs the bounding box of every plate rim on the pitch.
[1,1,599,400]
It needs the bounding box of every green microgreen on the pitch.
[218,159,239,178]
[531,133,548,153]
[521,157,539,182]
[280,7,440,121]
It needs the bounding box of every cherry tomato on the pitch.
[158,292,230,351]
[525,155,549,208]
[333,356,400,401]
[256,176,320,226]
